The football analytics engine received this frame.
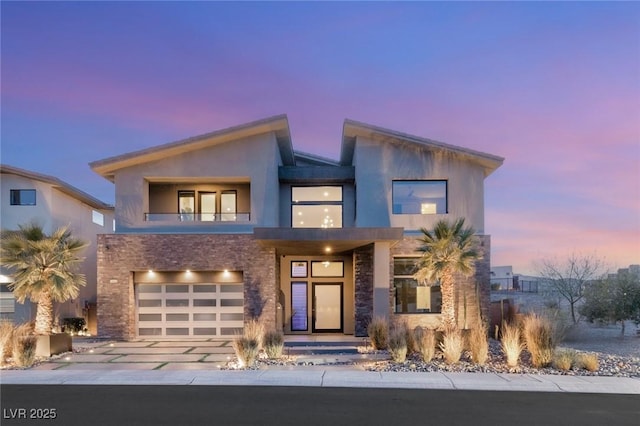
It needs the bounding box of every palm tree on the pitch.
[414,218,481,329]
[0,223,87,335]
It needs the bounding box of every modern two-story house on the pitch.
[90,115,503,340]
[0,164,114,333]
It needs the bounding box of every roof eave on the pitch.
[341,119,504,175]
[0,164,113,210]
[90,114,292,178]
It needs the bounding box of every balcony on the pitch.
[144,212,251,222]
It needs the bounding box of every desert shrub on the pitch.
[243,319,265,347]
[263,330,284,359]
[392,320,414,354]
[12,323,37,368]
[0,320,15,366]
[469,323,489,365]
[500,321,524,368]
[62,317,86,333]
[522,313,555,368]
[367,317,389,350]
[440,326,464,364]
[388,327,407,363]
[232,319,264,367]
[540,306,571,345]
[232,335,260,367]
[553,349,576,371]
[413,326,436,362]
[576,352,599,372]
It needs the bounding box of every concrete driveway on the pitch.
[32,339,238,371]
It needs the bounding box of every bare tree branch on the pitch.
[537,253,606,323]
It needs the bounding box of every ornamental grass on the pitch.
[522,313,555,368]
[469,322,489,365]
[440,326,464,365]
[367,317,389,350]
[232,335,260,368]
[576,353,599,372]
[500,321,524,368]
[552,349,576,371]
[0,320,15,366]
[387,326,408,363]
[413,326,436,363]
[12,323,37,368]
[263,329,285,359]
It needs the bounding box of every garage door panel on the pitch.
[135,282,244,338]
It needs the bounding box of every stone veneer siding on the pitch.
[353,244,374,337]
[97,234,276,340]
[390,235,491,330]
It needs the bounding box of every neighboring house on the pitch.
[90,115,503,339]
[491,266,541,293]
[0,164,114,334]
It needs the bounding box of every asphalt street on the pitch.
[2,385,639,426]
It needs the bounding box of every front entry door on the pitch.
[312,283,343,332]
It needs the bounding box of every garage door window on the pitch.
[136,282,243,337]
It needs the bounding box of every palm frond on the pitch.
[1,223,88,333]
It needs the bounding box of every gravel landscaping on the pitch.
[362,339,639,378]
[254,321,640,377]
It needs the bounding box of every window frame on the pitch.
[391,180,448,215]
[9,189,36,206]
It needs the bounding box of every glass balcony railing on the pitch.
[144,212,251,222]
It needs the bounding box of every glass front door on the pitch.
[312,283,342,332]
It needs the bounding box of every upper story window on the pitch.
[292,186,342,228]
[392,180,447,215]
[92,210,104,226]
[10,189,36,206]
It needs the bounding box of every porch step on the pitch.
[283,339,367,355]
[285,346,360,355]
[284,340,363,347]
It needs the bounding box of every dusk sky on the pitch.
[1,2,638,274]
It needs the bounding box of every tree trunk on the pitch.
[620,320,625,336]
[440,271,456,329]
[34,288,54,335]
[570,302,577,324]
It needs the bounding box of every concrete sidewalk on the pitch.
[2,368,640,394]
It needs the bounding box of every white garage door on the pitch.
[135,283,244,337]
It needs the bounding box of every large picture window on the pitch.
[392,180,447,215]
[291,186,343,228]
[10,189,36,206]
[393,257,441,314]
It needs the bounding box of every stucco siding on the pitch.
[113,132,281,232]
[1,172,114,325]
[353,136,486,233]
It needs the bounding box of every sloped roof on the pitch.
[293,151,341,166]
[91,115,293,181]
[0,164,113,210]
[341,119,504,177]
